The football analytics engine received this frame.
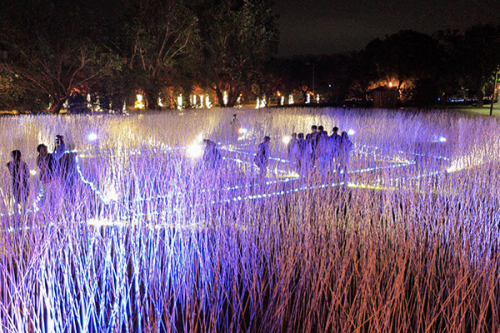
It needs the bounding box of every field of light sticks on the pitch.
[0,107,499,332]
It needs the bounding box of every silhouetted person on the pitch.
[338,131,353,182]
[317,129,331,175]
[288,133,301,172]
[203,139,222,169]
[330,127,341,169]
[6,150,30,206]
[230,114,241,141]
[306,125,319,165]
[254,136,271,178]
[330,126,340,141]
[53,135,65,159]
[53,134,71,184]
[297,133,307,172]
[36,143,60,206]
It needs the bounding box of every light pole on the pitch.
[312,62,315,98]
[490,69,499,116]
[306,62,315,102]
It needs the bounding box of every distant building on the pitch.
[370,86,399,108]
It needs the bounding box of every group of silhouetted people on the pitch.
[5,135,66,208]
[5,119,353,211]
[216,117,355,180]
[288,125,353,179]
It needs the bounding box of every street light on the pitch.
[306,62,315,102]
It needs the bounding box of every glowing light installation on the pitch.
[177,94,183,110]
[0,108,497,333]
[87,94,92,110]
[135,94,145,109]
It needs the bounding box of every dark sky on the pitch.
[274,0,500,56]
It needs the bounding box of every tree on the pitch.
[460,24,500,107]
[196,0,279,107]
[362,30,443,91]
[0,0,120,113]
[125,0,198,110]
[276,56,313,103]
[251,58,286,106]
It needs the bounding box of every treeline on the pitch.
[0,0,278,112]
[0,0,499,112]
[290,26,500,108]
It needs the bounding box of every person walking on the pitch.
[203,139,222,169]
[297,133,307,173]
[288,133,301,172]
[6,150,30,206]
[316,129,331,177]
[254,136,271,178]
[330,126,340,142]
[53,135,65,159]
[53,134,71,184]
[36,143,60,206]
[330,127,341,171]
[306,125,319,167]
[338,131,353,182]
[230,114,241,141]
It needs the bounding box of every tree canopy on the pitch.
[195,0,279,107]
[0,0,122,113]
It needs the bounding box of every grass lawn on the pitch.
[448,104,500,117]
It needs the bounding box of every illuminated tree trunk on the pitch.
[477,76,484,108]
[144,88,160,110]
[49,98,67,114]
[214,87,225,107]
[227,87,240,107]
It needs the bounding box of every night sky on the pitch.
[274,0,500,56]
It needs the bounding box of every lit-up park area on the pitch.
[1,108,499,332]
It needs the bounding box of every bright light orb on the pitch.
[102,187,119,204]
[282,136,291,144]
[239,128,248,134]
[348,129,355,136]
[187,144,203,159]
[88,133,98,141]
[439,136,447,143]
[30,170,36,176]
